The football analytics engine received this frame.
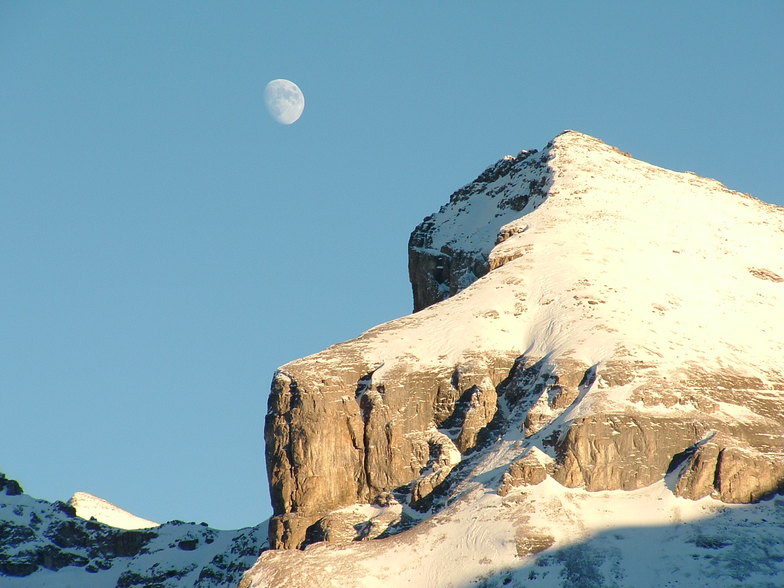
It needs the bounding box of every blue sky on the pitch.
[1,2,782,529]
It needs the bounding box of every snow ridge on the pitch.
[0,474,268,587]
[69,491,159,530]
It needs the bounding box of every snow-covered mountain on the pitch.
[3,131,783,587]
[69,492,159,530]
[245,131,784,586]
[0,473,267,587]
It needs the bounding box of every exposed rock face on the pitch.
[408,148,550,312]
[0,474,22,497]
[553,416,707,490]
[262,130,784,555]
[497,448,550,496]
[264,354,510,548]
[675,439,784,503]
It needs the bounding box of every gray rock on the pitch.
[498,451,549,496]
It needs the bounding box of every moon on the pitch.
[264,79,305,125]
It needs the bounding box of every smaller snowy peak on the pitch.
[1,474,268,587]
[68,491,159,530]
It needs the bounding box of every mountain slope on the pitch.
[69,492,159,530]
[246,131,784,586]
[247,479,784,587]
[0,473,267,587]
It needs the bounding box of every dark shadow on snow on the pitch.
[457,495,784,588]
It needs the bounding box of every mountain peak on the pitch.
[68,491,159,530]
[256,130,784,585]
[409,130,643,312]
[410,130,776,311]
[0,474,267,585]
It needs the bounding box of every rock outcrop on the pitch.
[497,448,550,496]
[261,130,784,558]
[408,148,551,311]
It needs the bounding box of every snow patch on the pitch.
[69,491,159,530]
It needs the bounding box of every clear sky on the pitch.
[1,2,782,530]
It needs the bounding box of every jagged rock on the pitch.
[408,148,549,312]
[715,446,784,502]
[673,441,722,500]
[675,441,784,502]
[303,501,402,545]
[454,384,497,453]
[267,512,317,552]
[498,449,550,496]
[265,349,514,548]
[304,514,359,545]
[553,416,709,491]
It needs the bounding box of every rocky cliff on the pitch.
[247,131,784,586]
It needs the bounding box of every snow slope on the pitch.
[274,130,783,422]
[250,476,784,587]
[69,492,159,530]
[0,474,267,587]
[371,130,783,387]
